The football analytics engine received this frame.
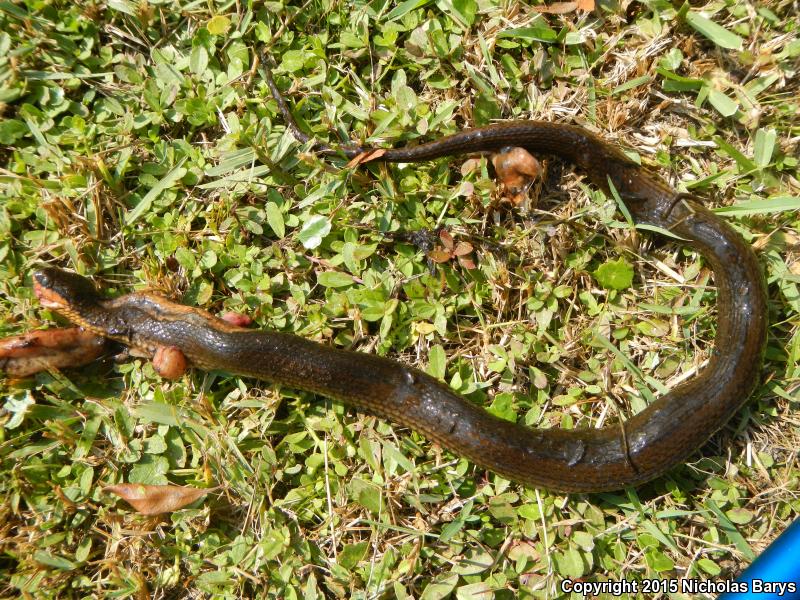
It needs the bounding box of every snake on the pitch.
[31,108,768,492]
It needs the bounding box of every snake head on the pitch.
[33,268,103,316]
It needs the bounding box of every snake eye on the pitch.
[33,269,52,288]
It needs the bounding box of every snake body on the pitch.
[33,122,767,492]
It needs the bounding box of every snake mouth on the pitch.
[33,278,70,311]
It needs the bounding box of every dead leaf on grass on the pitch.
[533,0,594,14]
[345,148,386,168]
[104,483,219,515]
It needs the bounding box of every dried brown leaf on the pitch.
[533,0,595,15]
[453,242,473,256]
[438,229,454,250]
[345,148,386,168]
[458,256,477,270]
[533,0,593,12]
[460,158,483,175]
[428,249,454,264]
[533,1,579,14]
[103,483,217,515]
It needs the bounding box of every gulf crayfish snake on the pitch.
[31,117,767,492]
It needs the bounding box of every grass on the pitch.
[1,0,799,598]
